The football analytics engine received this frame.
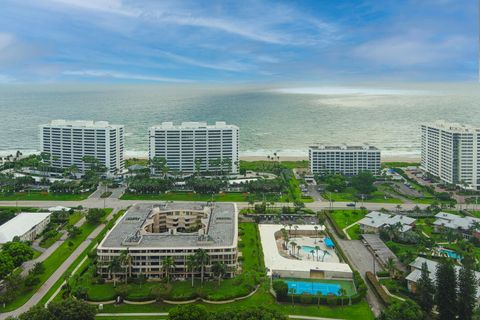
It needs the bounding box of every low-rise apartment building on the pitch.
[358,211,416,234]
[97,202,238,281]
[433,212,480,239]
[309,144,380,176]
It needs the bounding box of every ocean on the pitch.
[0,83,479,159]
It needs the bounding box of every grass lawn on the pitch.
[323,187,402,204]
[39,209,126,306]
[40,231,62,248]
[68,211,84,226]
[385,241,418,264]
[121,191,312,203]
[99,283,374,320]
[239,160,308,172]
[346,224,361,240]
[0,208,112,312]
[0,191,90,201]
[329,210,367,229]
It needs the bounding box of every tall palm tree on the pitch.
[338,288,347,307]
[119,250,133,282]
[385,257,395,277]
[310,249,315,260]
[314,246,320,262]
[194,249,209,285]
[290,241,297,256]
[186,255,196,287]
[108,257,122,287]
[294,225,299,238]
[161,256,175,283]
[289,287,296,306]
[211,261,226,285]
[314,225,319,243]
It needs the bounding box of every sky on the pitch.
[0,0,477,84]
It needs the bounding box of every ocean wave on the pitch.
[270,86,428,96]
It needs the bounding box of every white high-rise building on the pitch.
[309,144,381,176]
[421,121,480,190]
[149,122,239,174]
[40,120,125,174]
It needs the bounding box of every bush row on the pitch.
[365,271,391,305]
[325,212,346,239]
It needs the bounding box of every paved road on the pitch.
[0,208,119,320]
[325,219,383,317]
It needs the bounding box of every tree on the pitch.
[0,252,15,278]
[2,241,34,267]
[385,257,396,278]
[150,156,168,176]
[458,265,477,320]
[416,262,434,315]
[288,287,296,306]
[162,256,175,283]
[108,256,123,286]
[435,260,457,320]
[67,225,81,238]
[272,280,288,300]
[211,261,226,285]
[47,298,96,320]
[17,305,52,320]
[351,171,376,195]
[186,255,196,287]
[194,249,209,284]
[325,174,347,192]
[378,300,423,320]
[85,208,105,224]
[168,304,209,320]
[119,250,133,281]
[338,288,347,307]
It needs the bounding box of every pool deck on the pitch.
[259,224,352,278]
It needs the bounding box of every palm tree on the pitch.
[321,250,328,262]
[314,225,319,243]
[186,255,196,287]
[395,204,402,213]
[289,287,296,306]
[314,246,320,262]
[108,257,122,286]
[119,250,133,282]
[338,288,347,307]
[161,256,175,283]
[194,249,209,285]
[385,257,395,277]
[211,261,226,285]
[290,241,297,256]
[294,225,299,238]
[310,249,315,260]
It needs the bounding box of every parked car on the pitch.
[346,202,356,207]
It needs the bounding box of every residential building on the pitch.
[40,120,125,175]
[309,144,380,176]
[0,212,52,243]
[421,120,480,190]
[433,212,480,239]
[358,211,416,234]
[406,257,480,297]
[149,122,239,174]
[96,202,238,280]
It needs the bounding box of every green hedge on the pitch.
[365,271,391,305]
[325,212,346,239]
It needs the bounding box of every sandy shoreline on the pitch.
[124,154,420,163]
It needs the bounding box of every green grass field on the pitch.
[329,210,367,229]
[0,191,90,201]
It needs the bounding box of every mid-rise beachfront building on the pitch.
[421,121,480,190]
[149,122,239,174]
[96,202,238,281]
[308,144,381,176]
[40,120,125,175]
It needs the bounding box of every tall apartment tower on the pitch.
[421,121,480,190]
[309,144,381,176]
[149,122,239,174]
[40,120,125,174]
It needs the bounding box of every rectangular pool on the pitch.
[285,279,341,296]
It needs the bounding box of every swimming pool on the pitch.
[440,249,462,260]
[302,245,316,253]
[286,280,341,296]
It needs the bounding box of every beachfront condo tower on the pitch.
[421,120,480,190]
[149,122,239,175]
[309,144,381,176]
[40,120,125,175]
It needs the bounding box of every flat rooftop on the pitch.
[42,120,123,129]
[99,202,237,249]
[151,121,238,130]
[422,120,479,133]
[0,212,52,243]
[259,224,352,275]
[309,144,379,151]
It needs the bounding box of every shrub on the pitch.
[272,280,288,301]
[366,271,391,305]
[325,212,346,239]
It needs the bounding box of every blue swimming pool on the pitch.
[302,245,316,253]
[440,249,462,260]
[285,280,341,296]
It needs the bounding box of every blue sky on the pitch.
[0,0,477,83]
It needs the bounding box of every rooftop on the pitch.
[422,120,480,133]
[309,144,379,151]
[0,212,52,243]
[151,121,239,130]
[433,212,480,231]
[358,211,416,232]
[99,202,237,249]
[42,120,123,129]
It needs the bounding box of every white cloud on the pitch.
[157,51,250,72]
[46,0,138,16]
[63,69,192,82]
[0,32,39,67]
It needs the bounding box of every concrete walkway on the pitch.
[0,208,119,320]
